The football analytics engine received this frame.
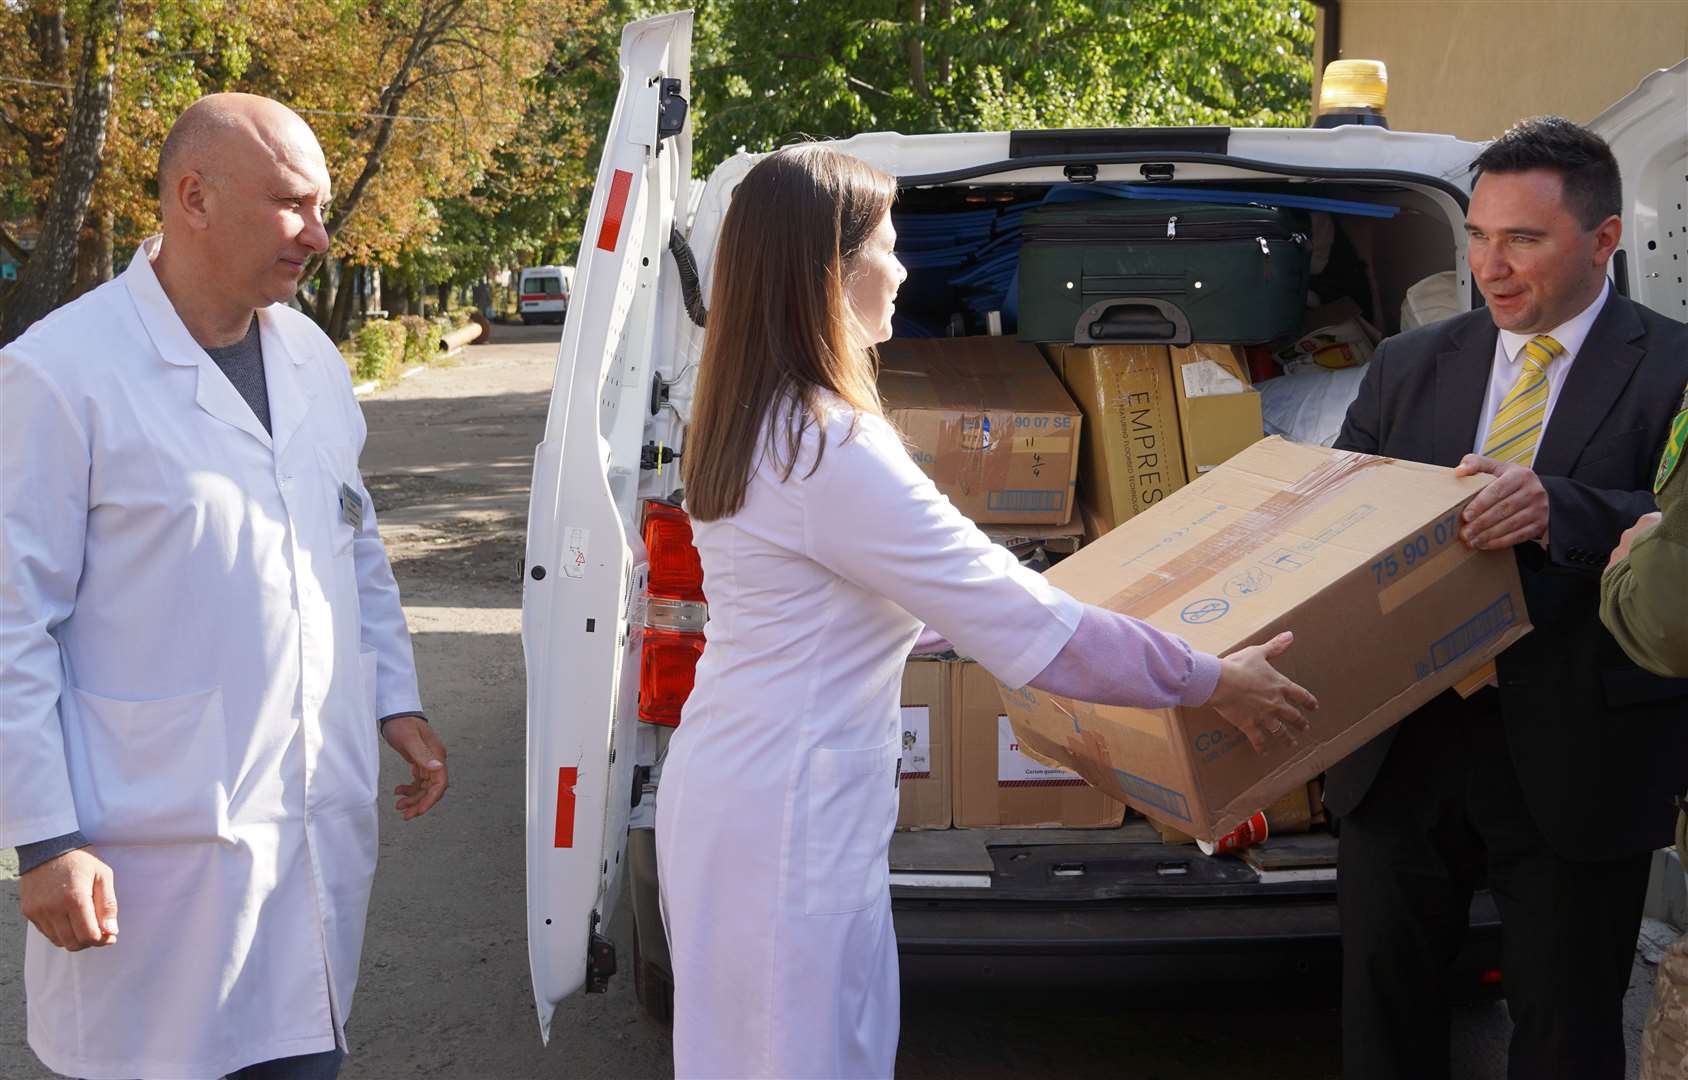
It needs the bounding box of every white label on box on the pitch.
[1180,358,1248,398]
[996,714,1085,787]
[899,706,932,779]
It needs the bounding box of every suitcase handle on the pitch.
[1074,298,1193,346]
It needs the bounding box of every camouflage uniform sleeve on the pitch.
[1600,456,1688,678]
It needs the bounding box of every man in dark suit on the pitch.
[1329,116,1688,1080]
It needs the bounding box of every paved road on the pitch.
[0,321,1660,1078]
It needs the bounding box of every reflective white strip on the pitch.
[646,598,706,632]
[1250,867,1338,885]
[889,871,993,889]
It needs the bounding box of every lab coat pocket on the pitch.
[68,685,229,845]
[803,737,900,916]
[317,443,360,556]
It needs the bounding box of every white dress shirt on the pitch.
[1473,279,1612,457]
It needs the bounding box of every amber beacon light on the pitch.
[1316,59,1389,129]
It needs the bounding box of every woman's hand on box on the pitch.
[1208,631,1318,754]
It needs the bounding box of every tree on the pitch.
[418,0,641,297]
[2,0,591,339]
[685,0,1316,172]
[1,0,125,346]
[230,0,589,330]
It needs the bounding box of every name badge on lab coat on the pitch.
[338,482,364,529]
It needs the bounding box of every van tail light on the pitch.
[644,501,705,602]
[639,500,706,727]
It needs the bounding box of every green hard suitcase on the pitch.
[1016,202,1312,345]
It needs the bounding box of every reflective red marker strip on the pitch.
[554,767,578,848]
[596,169,634,252]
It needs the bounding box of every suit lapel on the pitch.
[1533,294,1645,478]
[1433,315,1497,467]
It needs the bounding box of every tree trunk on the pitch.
[934,0,953,84]
[906,0,928,99]
[327,264,357,342]
[436,282,450,313]
[72,206,113,298]
[312,261,335,325]
[0,0,124,346]
[95,208,114,283]
[75,218,101,298]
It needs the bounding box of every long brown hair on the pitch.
[681,144,896,521]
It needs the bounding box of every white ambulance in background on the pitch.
[518,264,573,324]
[519,9,1687,1042]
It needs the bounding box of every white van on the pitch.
[519,10,1687,1040]
[518,264,572,325]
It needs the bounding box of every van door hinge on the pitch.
[657,77,688,142]
[586,911,617,993]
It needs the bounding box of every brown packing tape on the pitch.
[1102,449,1393,619]
[1453,660,1499,698]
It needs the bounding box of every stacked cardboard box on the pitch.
[1050,342,1266,536]
[1048,344,1186,535]
[897,658,951,830]
[879,337,1082,525]
[1170,344,1265,481]
[949,659,1124,829]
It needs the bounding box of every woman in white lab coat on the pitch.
[655,144,1318,1079]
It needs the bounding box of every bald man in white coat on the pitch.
[0,94,449,1080]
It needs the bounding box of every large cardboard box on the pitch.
[1170,343,1265,482]
[897,658,951,830]
[951,660,1124,829]
[1052,344,1188,535]
[996,437,1533,842]
[879,337,1082,525]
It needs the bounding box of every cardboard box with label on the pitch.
[897,658,951,830]
[1171,343,1265,483]
[996,437,1533,842]
[879,337,1082,525]
[951,659,1124,829]
[1051,344,1188,535]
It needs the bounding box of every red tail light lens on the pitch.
[644,501,705,602]
[639,628,705,725]
[639,499,707,727]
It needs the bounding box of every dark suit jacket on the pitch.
[1325,292,1688,860]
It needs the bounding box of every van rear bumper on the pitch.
[893,891,1504,998]
[629,827,1504,997]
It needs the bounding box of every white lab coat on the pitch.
[655,403,1081,1079]
[0,239,421,1079]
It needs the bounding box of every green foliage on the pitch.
[350,319,406,383]
[398,314,434,368]
[685,1,1317,170]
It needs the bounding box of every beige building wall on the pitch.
[1317,1,1687,139]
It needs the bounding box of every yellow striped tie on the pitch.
[1482,334,1564,466]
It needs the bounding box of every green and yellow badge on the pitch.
[1658,381,1688,494]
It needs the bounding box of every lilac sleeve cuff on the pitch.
[1027,604,1221,709]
